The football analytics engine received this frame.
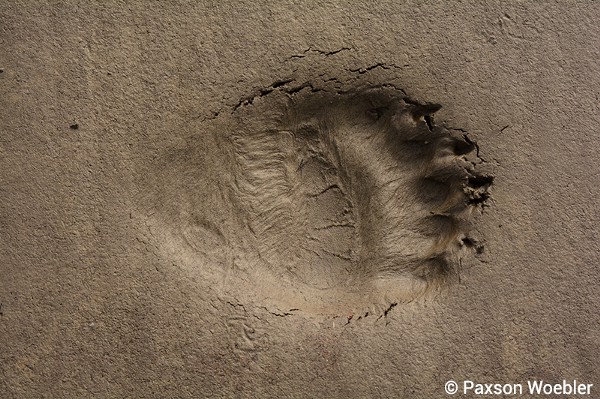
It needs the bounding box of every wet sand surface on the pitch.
[1,2,599,397]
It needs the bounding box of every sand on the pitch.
[1,1,599,397]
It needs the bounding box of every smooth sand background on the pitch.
[1,1,599,397]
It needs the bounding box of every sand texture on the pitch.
[1,1,599,397]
